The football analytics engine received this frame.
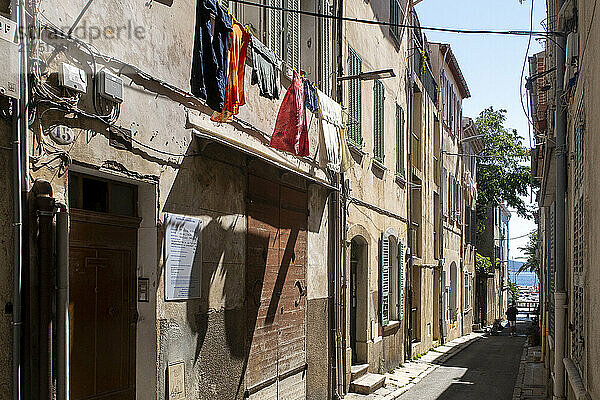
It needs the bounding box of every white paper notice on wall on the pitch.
[165,212,202,301]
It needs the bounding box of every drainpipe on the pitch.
[553,0,567,398]
[405,8,415,362]
[34,180,55,400]
[11,0,29,397]
[438,46,449,345]
[333,0,345,394]
[56,205,70,400]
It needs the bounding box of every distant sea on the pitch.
[508,260,539,287]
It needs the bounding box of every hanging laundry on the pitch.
[316,89,352,172]
[251,36,281,100]
[270,71,309,156]
[191,0,233,112]
[211,20,251,122]
[304,79,319,113]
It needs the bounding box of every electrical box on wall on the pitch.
[0,38,20,99]
[58,63,87,93]
[97,70,124,103]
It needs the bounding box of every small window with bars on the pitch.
[396,104,405,176]
[348,46,363,147]
[373,79,385,162]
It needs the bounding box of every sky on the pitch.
[415,0,547,261]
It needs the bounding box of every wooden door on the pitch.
[246,174,307,399]
[69,210,139,400]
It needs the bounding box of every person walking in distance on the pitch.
[506,303,518,336]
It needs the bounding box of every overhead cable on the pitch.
[230,0,561,37]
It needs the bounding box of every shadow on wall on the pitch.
[160,142,252,399]
[159,143,327,399]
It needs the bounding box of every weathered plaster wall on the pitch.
[21,0,332,398]
[343,0,410,375]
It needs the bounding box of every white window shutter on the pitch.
[321,0,332,94]
[269,0,283,59]
[381,232,390,326]
[284,0,300,71]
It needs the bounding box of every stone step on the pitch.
[350,372,386,395]
[350,363,369,381]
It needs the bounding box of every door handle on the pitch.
[294,280,306,307]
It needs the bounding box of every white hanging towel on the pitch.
[316,89,352,172]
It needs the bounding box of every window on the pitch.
[269,0,300,71]
[373,79,385,162]
[464,271,470,309]
[320,0,333,95]
[381,231,405,325]
[389,0,404,40]
[69,172,137,217]
[396,104,405,176]
[572,99,585,374]
[348,46,363,146]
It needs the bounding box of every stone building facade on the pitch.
[532,0,600,398]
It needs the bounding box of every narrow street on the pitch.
[397,323,527,400]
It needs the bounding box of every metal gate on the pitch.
[246,173,307,399]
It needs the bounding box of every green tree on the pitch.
[508,281,519,303]
[475,252,492,275]
[475,107,532,229]
[518,230,540,275]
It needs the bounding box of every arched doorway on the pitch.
[450,261,458,322]
[350,236,368,364]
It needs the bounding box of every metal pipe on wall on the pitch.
[549,2,567,400]
[553,0,567,398]
[56,206,70,400]
[35,183,55,400]
[10,0,29,397]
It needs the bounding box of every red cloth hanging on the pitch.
[270,71,309,156]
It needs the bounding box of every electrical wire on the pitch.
[519,0,536,140]
[230,0,561,37]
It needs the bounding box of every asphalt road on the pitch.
[397,323,527,400]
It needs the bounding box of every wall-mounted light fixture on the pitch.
[337,68,396,82]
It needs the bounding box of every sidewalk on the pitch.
[345,332,486,400]
[512,342,549,400]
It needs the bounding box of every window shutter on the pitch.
[270,0,283,59]
[348,47,362,146]
[373,80,385,162]
[396,104,405,176]
[398,239,405,320]
[381,231,390,326]
[389,0,399,38]
[442,168,448,215]
[321,0,332,95]
[284,0,300,71]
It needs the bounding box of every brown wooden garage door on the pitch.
[246,173,308,399]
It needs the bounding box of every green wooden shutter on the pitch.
[381,231,390,326]
[348,47,362,146]
[270,0,283,59]
[396,104,405,176]
[390,0,399,38]
[373,79,384,162]
[398,239,405,320]
[284,0,300,71]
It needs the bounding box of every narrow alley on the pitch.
[397,324,526,400]
[0,0,594,398]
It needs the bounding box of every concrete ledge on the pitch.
[563,358,591,400]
